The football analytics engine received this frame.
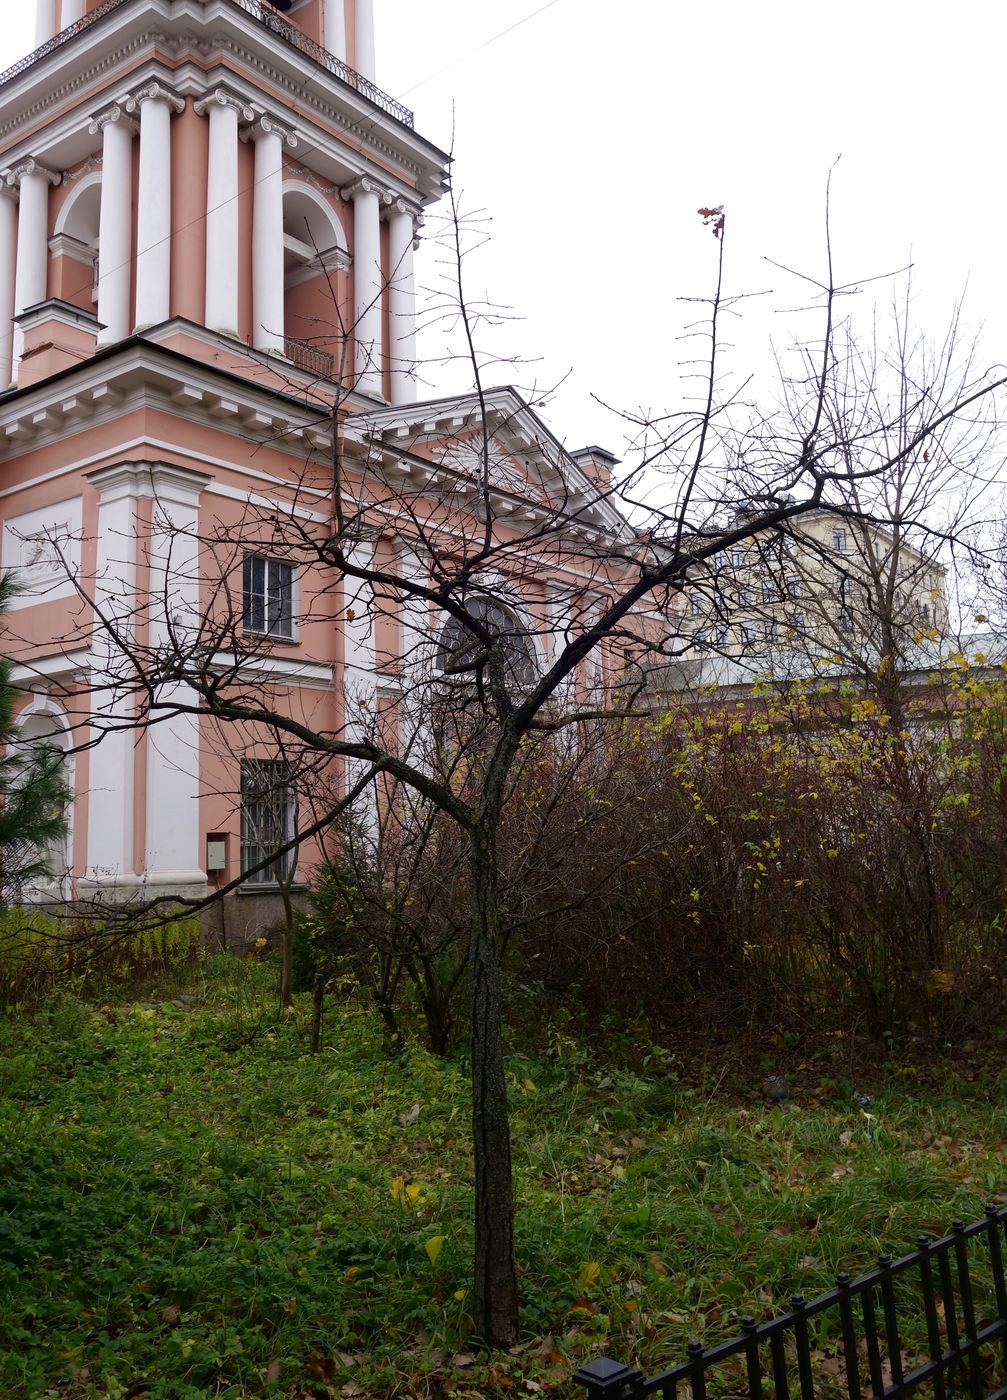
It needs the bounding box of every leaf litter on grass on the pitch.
[1,956,1006,1398]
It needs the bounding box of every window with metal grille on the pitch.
[438,597,535,690]
[243,555,293,638]
[240,760,296,885]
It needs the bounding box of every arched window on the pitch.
[282,182,349,377]
[438,597,536,691]
[10,706,72,901]
[52,174,101,312]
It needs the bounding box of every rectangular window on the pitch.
[240,760,296,885]
[833,528,848,554]
[243,555,294,638]
[764,618,779,641]
[690,593,705,617]
[731,547,745,568]
[838,606,855,632]
[793,612,805,634]
[787,575,802,599]
[740,622,754,644]
[739,585,753,607]
[761,580,776,605]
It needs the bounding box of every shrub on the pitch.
[0,908,203,1010]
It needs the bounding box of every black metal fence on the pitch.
[575,1207,1007,1400]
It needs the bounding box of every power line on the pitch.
[395,0,566,98]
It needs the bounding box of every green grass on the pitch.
[2,957,1007,1398]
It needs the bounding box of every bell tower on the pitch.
[0,1,450,903]
[3,0,447,403]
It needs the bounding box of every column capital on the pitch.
[341,174,392,204]
[384,195,423,221]
[241,112,299,148]
[193,88,254,122]
[87,460,212,508]
[125,81,185,116]
[5,159,61,190]
[88,102,138,137]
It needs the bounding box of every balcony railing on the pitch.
[0,0,414,129]
[284,337,335,381]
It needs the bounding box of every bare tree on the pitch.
[21,201,1007,1347]
[666,272,1004,724]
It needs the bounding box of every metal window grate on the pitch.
[0,0,415,129]
[575,1207,1007,1400]
[240,759,296,885]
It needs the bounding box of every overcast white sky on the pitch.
[3,2,1005,462]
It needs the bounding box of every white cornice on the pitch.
[48,232,97,264]
[210,650,334,688]
[11,649,92,685]
[0,340,339,467]
[0,1,448,203]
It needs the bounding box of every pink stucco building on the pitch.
[0,0,642,908]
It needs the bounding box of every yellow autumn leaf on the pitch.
[454,1289,466,1301]
[578,1260,601,1290]
[405,1183,422,1203]
[424,1235,446,1266]
[344,1266,360,1283]
[390,1176,405,1201]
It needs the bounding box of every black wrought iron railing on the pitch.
[284,336,335,381]
[0,0,414,129]
[575,1207,1007,1400]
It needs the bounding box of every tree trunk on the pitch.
[310,966,325,1053]
[468,816,519,1347]
[279,882,294,1009]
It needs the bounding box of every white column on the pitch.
[344,176,386,398]
[61,0,84,24]
[247,114,297,355]
[6,159,59,370]
[142,465,210,896]
[81,465,142,897]
[34,0,56,46]
[89,104,135,346]
[343,540,378,827]
[194,90,252,338]
[355,0,376,81]
[0,191,19,386]
[387,200,419,406]
[127,83,184,330]
[324,0,346,63]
